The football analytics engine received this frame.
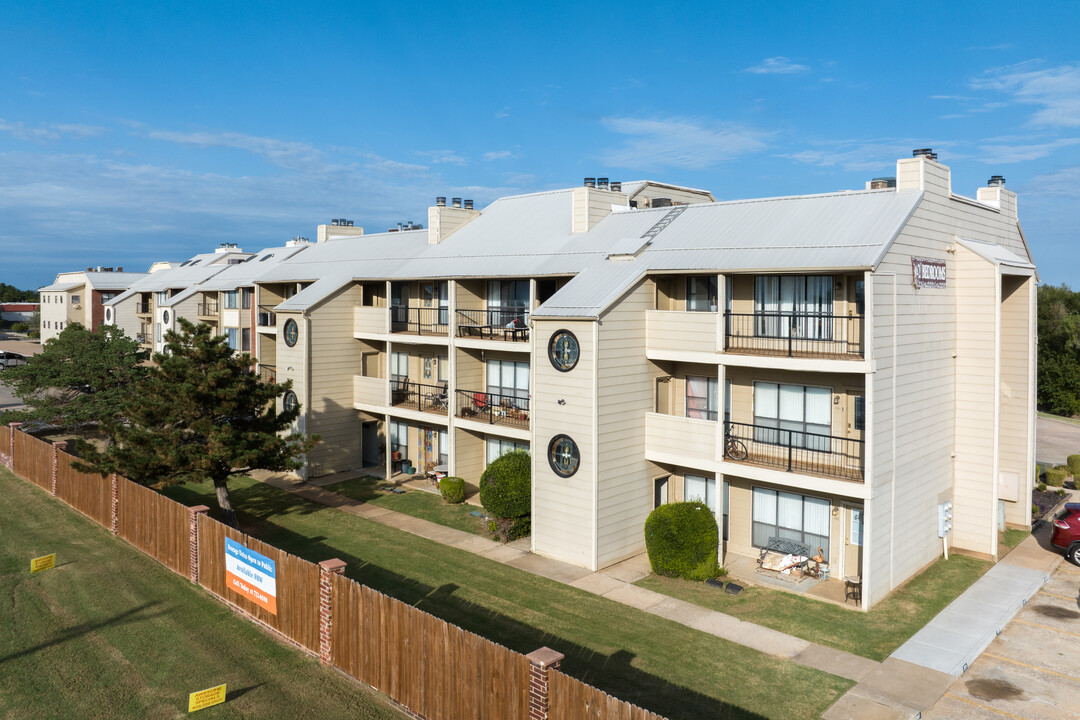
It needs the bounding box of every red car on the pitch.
[1051,503,1080,564]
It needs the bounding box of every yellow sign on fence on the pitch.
[188,684,227,713]
[30,553,55,573]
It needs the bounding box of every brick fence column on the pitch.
[187,505,210,583]
[526,647,565,720]
[110,474,119,535]
[51,441,67,495]
[318,558,346,665]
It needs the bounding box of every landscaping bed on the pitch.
[1033,487,1068,523]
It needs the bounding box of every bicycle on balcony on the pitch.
[723,427,748,461]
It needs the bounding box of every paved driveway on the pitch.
[1038,415,1080,467]
[0,378,23,413]
[924,561,1080,719]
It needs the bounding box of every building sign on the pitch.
[30,553,55,573]
[224,537,277,614]
[912,256,947,289]
[188,684,227,712]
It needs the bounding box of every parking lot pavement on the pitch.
[1038,415,1080,467]
[923,563,1080,719]
[0,379,23,412]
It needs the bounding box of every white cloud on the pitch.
[1025,164,1080,198]
[0,119,107,141]
[416,149,467,166]
[145,128,324,169]
[494,107,510,119]
[743,57,809,75]
[600,116,770,169]
[977,137,1080,164]
[972,62,1080,127]
[483,150,517,161]
[782,139,956,173]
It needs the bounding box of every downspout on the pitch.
[592,319,600,571]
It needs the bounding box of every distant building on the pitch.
[0,303,39,323]
[38,267,147,340]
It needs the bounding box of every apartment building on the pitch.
[247,154,1033,608]
[38,267,147,340]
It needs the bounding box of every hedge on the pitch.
[644,501,719,581]
[479,449,531,519]
[439,476,465,504]
[1046,467,1068,487]
[1068,455,1080,478]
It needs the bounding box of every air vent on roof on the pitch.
[988,175,1006,187]
[259,253,274,262]
[583,177,596,188]
[913,148,938,161]
[651,197,673,208]
[190,260,201,266]
[436,196,446,207]
[463,199,474,210]
[451,198,462,208]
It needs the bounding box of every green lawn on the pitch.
[1038,411,1080,427]
[0,468,404,720]
[161,476,853,720]
[323,476,490,537]
[637,553,991,662]
[1001,527,1030,550]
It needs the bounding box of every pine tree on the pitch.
[76,319,318,528]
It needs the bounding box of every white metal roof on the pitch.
[38,281,82,292]
[957,237,1036,275]
[85,272,149,290]
[199,244,311,291]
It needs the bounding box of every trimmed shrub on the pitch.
[1038,482,1047,492]
[10,322,28,332]
[479,449,531,519]
[439,476,465,504]
[1046,467,1067,487]
[644,501,719,581]
[1068,455,1080,477]
[1036,464,1043,481]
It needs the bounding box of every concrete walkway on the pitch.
[252,471,879,683]
[824,521,1067,720]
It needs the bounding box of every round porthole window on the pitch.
[547,434,580,478]
[548,330,580,372]
[104,307,112,322]
[283,318,299,347]
[162,310,170,324]
[283,390,299,413]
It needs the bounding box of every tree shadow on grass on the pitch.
[0,602,167,664]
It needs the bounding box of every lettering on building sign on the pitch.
[912,256,947,289]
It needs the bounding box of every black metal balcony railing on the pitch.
[390,306,449,335]
[257,305,277,327]
[136,301,151,314]
[198,302,219,316]
[725,313,864,358]
[725,421,864,481]
[390,380,449,415]
[455,389,530,429]
[259,364,277,383]
[456,307,529,341]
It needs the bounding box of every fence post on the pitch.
[9,422,21,463]
[187,505,210,583]
[525,647,564,720]
[51,441,67,495]
[318,558,346,665]
[110,474,119,535]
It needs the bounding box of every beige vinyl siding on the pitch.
[171,296,199,328]
[455,349,483,395]
[305,284,364,476]
[999,275,1033,525]
[453,428,485,483]
[953,246,998,554]
[596,280,660,567]
[645,310,718,355]
[531,319,596,568]
[111,297,142,341]
[572,187,629,233]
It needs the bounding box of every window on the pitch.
[487,359,528,407]
[241,328,251,352]
[438,429,448,465]
[850,508,863,546]
[71,294,81,304]
[654,477,669,508]
[390,421,408,460]
[855,280,865,316]
[422,282,449,324]
[58,295,63,304]
[241,288,253,309]
[155,323,162,343]
[752,487,830,557]
[686,376,718,421]
[390,352,409,383]
[223,291,239,310]
[686,276,717,312]
[487,279,529,325]
[853,396,866,432]
[486,438,528,463]
[753,275,834,339]
[753,382,831,451]
[100,292,117,303]
[156,292,168,304]
[685,474,715,512]
[225,328,239,350]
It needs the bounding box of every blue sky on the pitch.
[2,1,1079,289]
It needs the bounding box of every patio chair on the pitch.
[426,380,449,411]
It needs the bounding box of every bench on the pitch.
[756,536,812,582]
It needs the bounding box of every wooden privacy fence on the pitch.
[3,425,668,720]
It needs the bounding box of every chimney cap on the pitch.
[610,181,622,192]
[584,177,596,188]
[988,175,1006,187]
[463,199,474,210]
[436,196,446,207]
[597,177,609,189]
[912,147,938,161]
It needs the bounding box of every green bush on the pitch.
[1046,467,1067,487]
[488,516,530,542]
[1068,455,1080,477]
[10,322,28,332]
[1038,482,1047,492]
[439,476,465,504]
[479,450,531,519]
[1036,464,1043,481]
[644,501,719,581]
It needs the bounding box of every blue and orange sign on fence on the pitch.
[224,537,277,614]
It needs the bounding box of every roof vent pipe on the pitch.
[436,196,446,207]
[584,177,596,188]
[331,219,340,225]
[451,197,462,208]
[988,175,1006,187]
[913,147,938,161]
[463,199,474,210]
[597,177,609,189]
[610,181,622,192]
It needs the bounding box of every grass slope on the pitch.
[162,476,853,720]
[323,476,489,537]
[0,468,404,720]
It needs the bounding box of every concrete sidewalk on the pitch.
[252,471,879,683]
[824,523,1066,720]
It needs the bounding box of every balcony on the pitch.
[136,301,151,315]
[456,307,529,342]
[354,306,388,335]
[390,307,449,336]
[197,302,219,317]
[455,389,529,429]
[257,305,277,327]
[645,412,717,469]
[645,310,718,357]
[725,314,864,359]
[259,364,276,383]
[353,375,388,407]
[390,380,448,415]
[724,421,864,482]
